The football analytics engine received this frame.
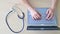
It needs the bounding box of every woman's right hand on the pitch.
[30,10,41,20]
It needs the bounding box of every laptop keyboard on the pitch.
[27,8,57,26]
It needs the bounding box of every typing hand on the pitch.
[46,8,54,20]
[30,10,41,20]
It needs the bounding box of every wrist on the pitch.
[49,7,55,12]
[50,6,55,10]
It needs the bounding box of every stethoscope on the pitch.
[5,6,25,33]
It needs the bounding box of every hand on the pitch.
[30,10,41,20]
[46,8,55,20]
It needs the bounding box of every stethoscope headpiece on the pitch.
[12,6,25,19]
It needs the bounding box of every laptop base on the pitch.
[27,26,59,30]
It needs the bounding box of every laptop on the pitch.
[27,8,59,30]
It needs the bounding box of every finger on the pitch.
[35,15,41,20]
[46,9,49,15]
[46,10,51,19]
[36,15,40,20]
[36,14,41,20]
[48,13,53,20]
[32,15,39,20]
[32,17,34,20]
[34,15,37,20]
[37,15,41,20]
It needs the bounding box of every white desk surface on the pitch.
[0,0,60,34]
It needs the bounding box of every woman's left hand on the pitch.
[46,8,55,20]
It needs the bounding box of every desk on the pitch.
[0,0,60,34]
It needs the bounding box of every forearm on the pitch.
[20,0,35,12]
[51,0,57,9]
